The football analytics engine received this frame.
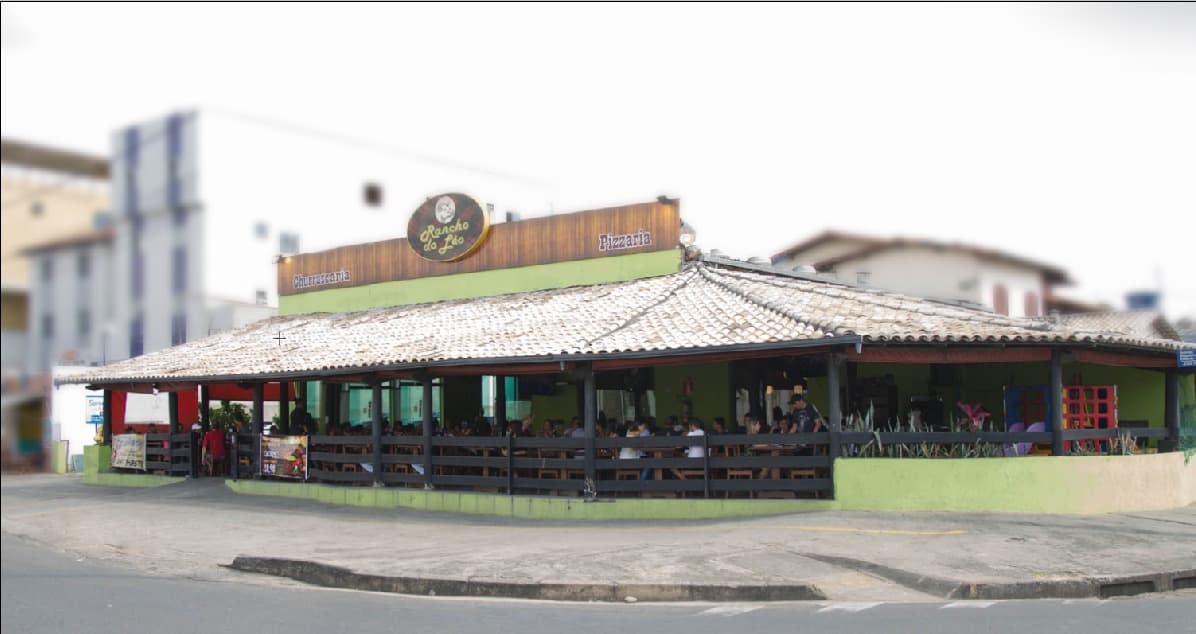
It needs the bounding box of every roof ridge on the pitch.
[694,263,852,337]
[579,267,700,351]
[708,264,1055,332]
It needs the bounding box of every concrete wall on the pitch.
[219,452,1195,519]
[226,479,834,520]
[834,453,1196,514]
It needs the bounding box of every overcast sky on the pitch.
[3,3,1194,318]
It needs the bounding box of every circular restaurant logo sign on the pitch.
[407,193,490,261]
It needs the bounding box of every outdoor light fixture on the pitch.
[678,221,697,248]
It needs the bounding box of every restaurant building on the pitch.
[64,196,1196,515]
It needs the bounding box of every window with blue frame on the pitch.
[129,316,144,358]
[171,313,186,345]
[131,251,144,299]
[172,245,187,293]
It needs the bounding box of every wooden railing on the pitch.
[224,426,1174,497]
[142,432,193,476]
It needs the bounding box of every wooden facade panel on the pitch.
[278,200,681,296]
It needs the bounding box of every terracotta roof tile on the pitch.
[62,261,1192,385]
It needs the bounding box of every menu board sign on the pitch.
[111,434,146,470]
[261,435,308,479]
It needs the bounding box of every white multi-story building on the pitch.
[91,109,551,364]
[771,230,1073,319]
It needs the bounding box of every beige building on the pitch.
[1,138,110,371]
[1,138,109,471]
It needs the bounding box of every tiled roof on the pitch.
[62,260,1192,385]
[1058,311,1181,342]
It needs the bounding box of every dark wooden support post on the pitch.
[200,385,211,432]
[252,384,265,435]
[846,361,858,422]
[279,381,290,435]
[702,434,711,499]
[422,374,434,489]
[748,362,764,423]
[252,383,265,477]
[582,363,596,488]
[827,353,843,459]
[1162,369,1180,453]
[102,390,113,444]
[371,378,383,485]
[168,391,180,434]
[327,383,339,430]
[1050,349,1065,455]
[495,375,507,433]
[506,433,515,495]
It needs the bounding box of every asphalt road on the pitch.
[3,533,1194,634]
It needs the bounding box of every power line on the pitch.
[202,106,554,189]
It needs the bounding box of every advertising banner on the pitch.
[261,435,308,479]
[86,394,104,425]
[111,434,146,470]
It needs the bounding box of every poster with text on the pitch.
[111,434,146,470]
[260,435,308,479]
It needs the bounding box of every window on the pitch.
[171,313,187,345]
[1024,291,1040,317]
[77,252,91,278]
[78,309,91,341]
[172,245,187,293]
[856,271,872,285]
[129,316,144,358]
[279,232,300,255]
[41,258,53,283]
[42,314,54,338]
[255,290,268,306]
[992,284,1009,316]
[364,182,383,207]
[131,251,144,299]
[254,222,269,240]
[31,201,45,217]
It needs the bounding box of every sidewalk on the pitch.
[2,474,1193,602]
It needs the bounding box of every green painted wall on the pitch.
[226,479,833,520]
[52,440,69,474]
[83,444,110,475]
[834,453,1196,513]
[656,362,731,426]
[532,382,578,427]
[280,250,681,314]
[224,451,1195,518]
[850,361,1177,430]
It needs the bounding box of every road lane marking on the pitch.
[941,601,996,609]
[817,602,881,613]
[699,605,762,616]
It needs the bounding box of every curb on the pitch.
[800,553,1196,600]
[226,556,828,602]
